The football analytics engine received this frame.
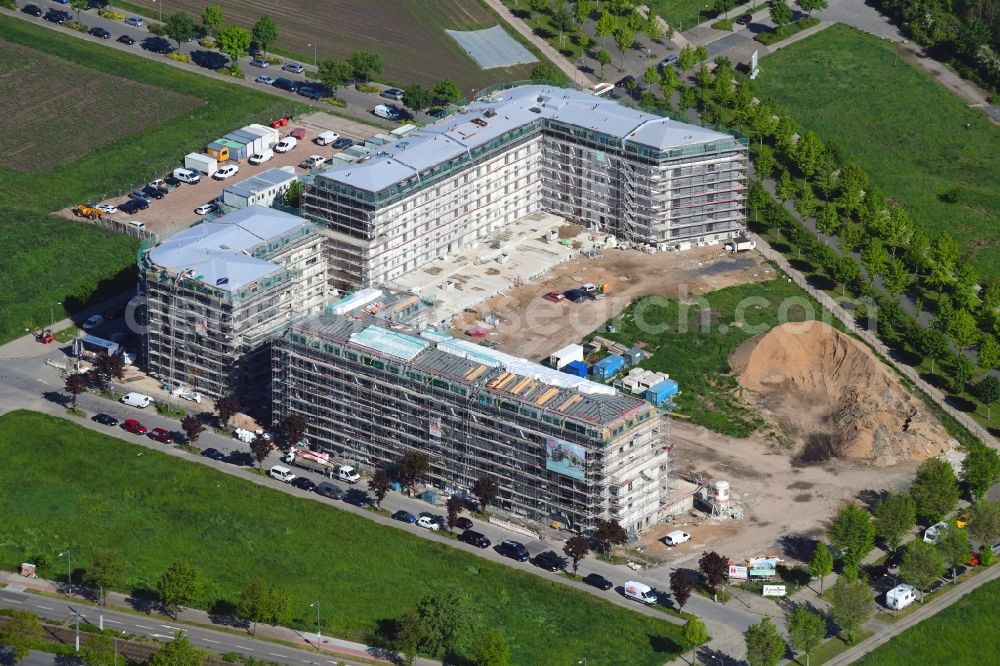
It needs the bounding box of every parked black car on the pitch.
[460,530,491,549]
[455,517,473,530]
[497,540,530,562]
[736,13,753,25]
[298,84,332,101]
[531,550,565,572]
[23,4,44,17]
[583,573,614,590]
[89,27,112,39]
[291,477,316,492]
[564,288,587,302]
[117,34,136,46]
[314,482,344,500]
[142,185,166,200]
[92,413,119,427]
[118,198,147,214]
[272,77,301,93]
[331,137,354,150]
[615,74,636,88]
[342,489,371,507]
[44,10,71,24]
[201,448,227,461]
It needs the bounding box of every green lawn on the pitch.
[854,577,1000,665]
[596,277,842,437]
[0,411,686,665]
[754,23,1000,276]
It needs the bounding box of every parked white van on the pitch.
[885,583,917,610]
[624,581,658,605]
[315,131,340,146]
[269,465,296,482]
[172,168,201,184]
[121,392,152,408]
[664,530,691,546]
[248,148,274,165]
[337,465,360,484]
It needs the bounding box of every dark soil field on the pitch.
[0,40,198,173]
[123,0,536,89]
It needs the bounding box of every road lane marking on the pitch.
[160,624,180,630]
[6,600,22,604]
[105,620,121,624]
[203,639,220,644]
[269,653,287,658]
[136,624,154,630]
[235,645,254,651]
[37,605,54,610]
[151,633,173,639]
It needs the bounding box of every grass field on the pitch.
[0,40,197,172]
[118,0,537,90]
[0,13,308,345]
[0,411,686,665]
[596,278,841,437]
[853,578,1000,665]
[754,24,1000,276]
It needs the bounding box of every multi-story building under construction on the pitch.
[304,83,748,290]
[271,289,677,533]
[140,206,329,401]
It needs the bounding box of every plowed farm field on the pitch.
[0,40,198,173]
[123,0,537,89]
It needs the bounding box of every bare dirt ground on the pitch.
[449,244,774,361]
[637,419,921,565]
[57,112,384,239]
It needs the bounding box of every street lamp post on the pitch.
[153,0,163,23]
[113,630,126,666]
[309,601,321,643]
[308,43,317,68]
[59,549,72,588]
[50,301,61,328]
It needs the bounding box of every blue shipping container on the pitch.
[592,354,625,379]
[563,360,588,377]
[646,379,679,405]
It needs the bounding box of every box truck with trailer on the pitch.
[283,447,360,483]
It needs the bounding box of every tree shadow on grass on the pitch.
[945,394,977,413]
[648,633,681,654]
[856,488,887,513]
[126,585,160,614]
[805,274,837,292]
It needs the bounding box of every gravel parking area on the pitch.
[59,111,387,239]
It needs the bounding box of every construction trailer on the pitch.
[592,354,625,379]
[271,291,680,534]
[140,206,329,402]
[184,153,218,176]
[548,343,584,369]
[563,360,588,377]
[303,84,748,291]
[645,379,679,406]
[222,167,298,209]
[623,347,646,366]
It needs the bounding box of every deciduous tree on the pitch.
[0,610,42,664]
[917,327,949,374]
[947,308,980,351]
[644,12,664,42]
[472,475,498,512]
[755,144,776,180]
[613,26,635,68]
[951,354,975,393]
[64,372,87,408]
[282,178,304,207]
[963,443,1000,500]
[215,393,240,427]
[828,504,875,580]
[348,51,383,82]
[775,170,796,202]
[595,10,616,46]
[369,469,390,508]
[899,539,944,600]
[978,336,1000,372]
[669,569,694,609]
[156,561,204,619]
[151,631,204,666]
[563,535,590,575]
[249,434,271,468]
[968,501,1000,547]
[873,492,916,553]
[402,83,433,110]
[201,5,224,35]
[681,616,709,663]
[828,578,873,644]
[768,0,794,33]
[530,62,563,82]
[165,12,197,48]
[236,577,290,635]
[181,415,205,445]
[698,551,728,597]
[678,44,697,72]
[70,0,88,20]
[809,540,834,593]
[471,630,510,666]
[446,495,463,530]
[937,521,970,582]
[217,25,252,69]
[83,549,128,592]
[788,605,825,666]
[400,450,431,496]
[251,15,278,55]
[796,0,828,17]
[594,518,627,554]
[93,353,125,385]
[81,634,116,666]
[432,79,462,104]
[574,0,594,25]
[744,617,785,666]
[409,593,473,658]
[911,458,960,523]
[596,49,612,78]
[318,58,353,89]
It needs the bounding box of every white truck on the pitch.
[283,447,360,483]
[315,131,340,146]
[623,581,658,605]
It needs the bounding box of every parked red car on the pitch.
[543,291,566,303]
[122,419,147,435]
[149,427,173,444]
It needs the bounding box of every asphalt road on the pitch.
[0,588,358,666]
[10,1,424,126]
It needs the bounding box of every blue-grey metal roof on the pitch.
[147,206,309,292]
[224,167,297,199]
[317,84,732,194]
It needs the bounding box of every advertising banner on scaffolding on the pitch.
[728,565,748,580]
[429,417,443,439]
[545,435,586,480]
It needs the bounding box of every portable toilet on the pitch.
[592,354,625,379]
[645,379,679,406]
[885,584,916,610]
[563,360,588,377]
[206,141,229,163]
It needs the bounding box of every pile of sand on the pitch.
[731,321,953,466]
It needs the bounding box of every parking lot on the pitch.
[59,111,387,238]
